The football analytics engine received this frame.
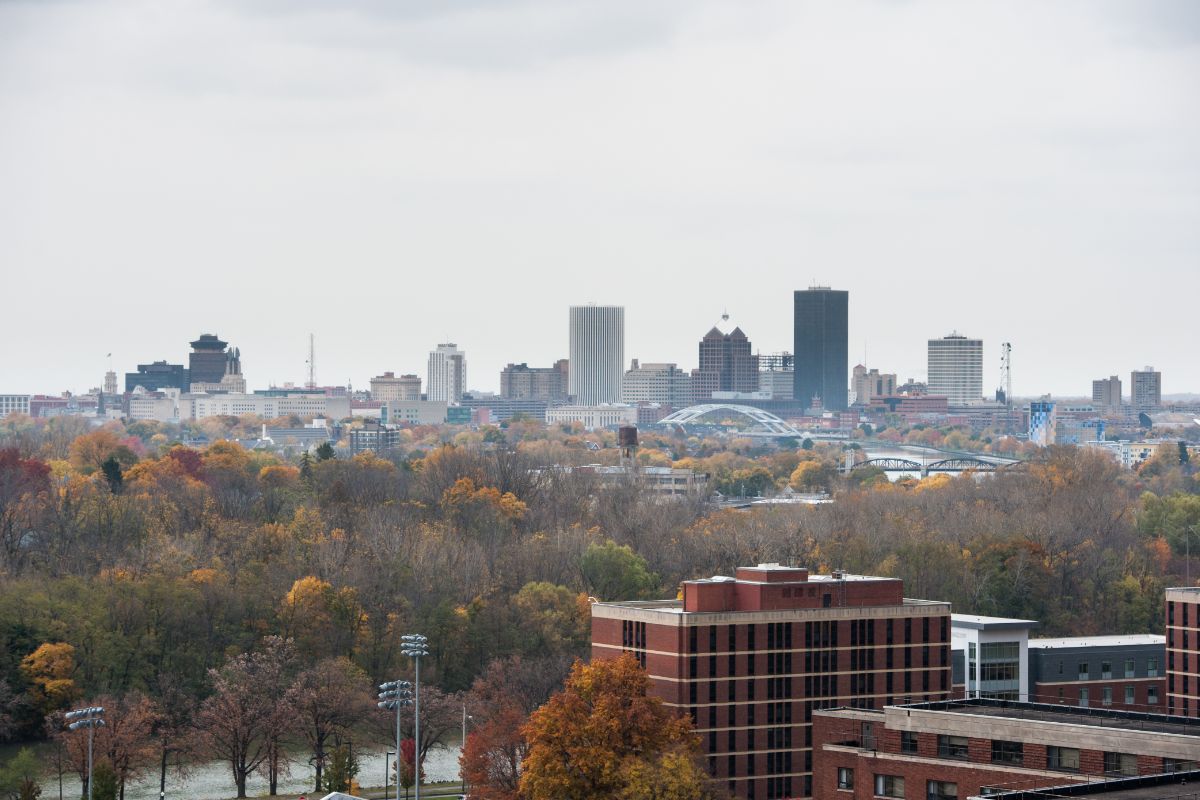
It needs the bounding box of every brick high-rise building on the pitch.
[1167,587,1200,717]
[591,564,952,799]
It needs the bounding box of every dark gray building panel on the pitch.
[793,288,848,412]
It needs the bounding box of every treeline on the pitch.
[0,414,1197,793]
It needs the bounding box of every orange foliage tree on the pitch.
[520,653,707,800]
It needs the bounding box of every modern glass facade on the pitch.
[793,288,848,412]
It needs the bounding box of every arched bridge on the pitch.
[847,456,1013,475]
[657,404,803,437]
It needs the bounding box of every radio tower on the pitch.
[1000,342,1013,432]
[305,333,316,390]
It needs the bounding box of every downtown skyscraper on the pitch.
[427,343,467,403]
[927,333,983,405]
[569,305,624,404]
[793,288,848,411]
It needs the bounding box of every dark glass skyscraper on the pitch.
[793,288,848,411]
[188,334,230,386]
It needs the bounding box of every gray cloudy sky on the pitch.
[1,0,1197,398]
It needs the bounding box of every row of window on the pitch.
[1057,657,1159,679]
[684,617,948,655]
[836,771,956,800]
[1070,684,1157,707]
[901,734,1149,775]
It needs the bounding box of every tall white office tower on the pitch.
[927,333,983,406]
[427,343,467,403]
[569,305,625,405]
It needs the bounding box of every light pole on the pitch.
[461,704,474,796]
[65,706,105,800]
[378,680,413,800]
[401,634,429,800]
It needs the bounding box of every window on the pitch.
[1079,687,1089,708]
[1148,657,1159,677]
[1125,658,1136,678]
[991,740,1023,765]
[1101,661,1112,679]
[900,731,918,754]
[837,767,854,790]
[928,780,958,800]
[1149,685,1159,705]
[937,735,968,760]
[1103,751,1137,777]
[1078,662,1089,680]
[1102,686,1112,706]
[1125,685,1135,705]
[874,774,904,798]
[1048,746,1081,772]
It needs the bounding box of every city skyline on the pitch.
[1,2,1198,397]
[1,306,1197,401]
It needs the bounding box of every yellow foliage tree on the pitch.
[20,642,79,713]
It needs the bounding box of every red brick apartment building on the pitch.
[812,698,1200,799]
[590,564,952,799]
[1167,587,1200,717]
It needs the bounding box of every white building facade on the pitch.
[569,305,624,405]
[546,403,637,430]
[0,395,31,418]
[427,344,467,403]
[951,614,1038,702]
[176,392,351,421]
[927,333,983,405]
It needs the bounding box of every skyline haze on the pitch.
[1,1,1197,397]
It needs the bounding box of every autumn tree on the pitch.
[0,448,49,572]
[194,637,297,798]
[278,576,366,661]
[19,643,78,716]
[58,693,158,800]
[461,703,526,800]
[286,657,372,792]
[520,654,707,800]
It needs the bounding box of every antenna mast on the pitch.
[306,333,316,389]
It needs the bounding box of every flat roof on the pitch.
[952,613,1040,631]
[1028,634,1165,649]
[902,698,1200,738]
[592,597,946,614]
[971,771,1200,800]
[688,571,897,586]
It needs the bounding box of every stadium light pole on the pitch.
[377,680,412,800]
[401,634,429,800]
[65,706,105,800]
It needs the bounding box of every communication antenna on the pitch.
[1000,342,1012,406]
[305,333,316,389]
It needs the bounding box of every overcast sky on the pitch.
[1,0,1197,398]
